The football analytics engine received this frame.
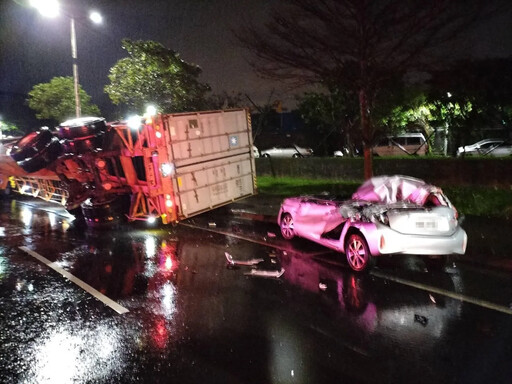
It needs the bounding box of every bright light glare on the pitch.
[144,237,157,258]
[30,0,60,18]
[160,163,174,177]
[147,216,156,224]
[146,105,157,116]
[21,208,32,226]
[127,115,141,130]
[89,11,102,24]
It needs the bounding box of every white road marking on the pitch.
[371,270,512,316]
[180,222,328,256]
[19,246,129,315]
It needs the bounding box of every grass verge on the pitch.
[256,176,512,219]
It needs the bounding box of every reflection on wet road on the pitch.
[1,197,512,383]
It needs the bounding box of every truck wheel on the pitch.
[58,117,107,140]
[61,133,104,154]
[81,196,129,227]
[280,213,295,239]
[345,233,374,272]
[10,128,53,161]
[17,137,62,173]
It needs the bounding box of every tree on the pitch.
[296,87,359,156]
[427,58,512,150]
[27,77,100,123]
[237,0,503,178]
[105,39,211,113]
[0,120,21,137]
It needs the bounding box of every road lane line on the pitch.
[179,222,328,256]
[371,270,512,316]
[19,246,129,315]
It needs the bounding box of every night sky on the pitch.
[1,0,511,129]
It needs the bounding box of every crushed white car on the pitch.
[277,175,467,272]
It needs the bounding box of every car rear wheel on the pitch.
[345,233,374,272]
[280,213,295,239]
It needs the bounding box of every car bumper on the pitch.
[370,223,467,256]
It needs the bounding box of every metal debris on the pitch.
[414,314,428,326]
[244,268,285,278]
[225,252,264,266]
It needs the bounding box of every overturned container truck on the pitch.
[0,109,257,226]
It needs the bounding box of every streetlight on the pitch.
[30,0,102,118]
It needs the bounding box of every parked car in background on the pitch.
[278,175,467,272]
[373,133,428,156]
[334,147,360,157]
[456,139,512,157]
[252,145,260,158]
[260,144,313,158]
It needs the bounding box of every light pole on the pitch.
[70,16,80,117]
[30,1,102,118]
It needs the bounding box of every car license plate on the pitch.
[415,218,449,232]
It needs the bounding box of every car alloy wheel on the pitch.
[280,213,295,239]
[345,233,373,272]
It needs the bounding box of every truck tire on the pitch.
[58,117,107,140]
[17,137,63,173]
[61,133,104,155]
[9,128,54,162]
[81,195,129,227]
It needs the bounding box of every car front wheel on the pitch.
[280,213,295,239]
[345,233,374,272]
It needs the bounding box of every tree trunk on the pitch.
[359,88,373,179]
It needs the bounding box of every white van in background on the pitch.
[373,133,428,156]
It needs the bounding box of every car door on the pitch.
[488,142,512,157]
[294,199,344,236]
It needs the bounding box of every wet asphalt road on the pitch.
[1,196,512,383]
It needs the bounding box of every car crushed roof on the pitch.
[352,175,452,207]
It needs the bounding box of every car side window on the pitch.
[394,137,407,145]
[407,137,422,146]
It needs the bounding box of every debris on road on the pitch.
[267,232,276,238]
[225,252,264,266]
[414,314,429,326]
[244,268,285,278]
[225,252,285,278]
